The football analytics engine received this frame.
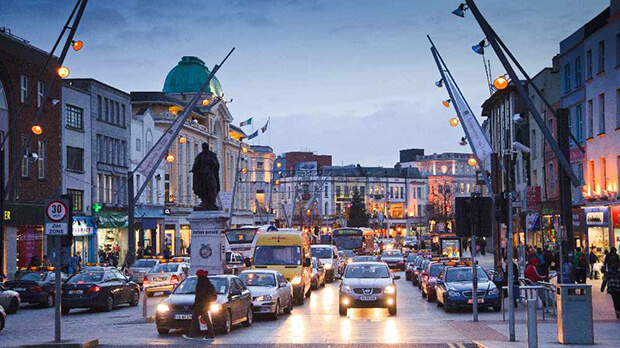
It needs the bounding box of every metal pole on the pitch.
[527,298,538,348]
[227,144,245,229]
[54,236,62,342]
[471,194,478,322]
[506,171,516,340]
[127,172,135,266]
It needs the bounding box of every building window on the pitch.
[417,187,422,198]
[336,186,341,197]
[104,98,109,122]
[390,187,394,199]
[324,185,328,198]
[122,105,126,127]
[575,104,583,142]
[577,163,584,184]
[67,146,84,171]
[97,95,102,119]
[67,189,84,212]
[20,75,28,104]
[21,136,29,178]
[598,94,605,134]
[66,104,83,130]
[601,157,607,191]
[37,81,44,108]
[360,186,365,196]
[136,138,141,152]
[549,162,555,194]
[598,40,605,73]
[586,50,593,80]
[531,129,537,159]
[575,57,582,87]
[589,161,595,193]
[37,139,45,179]
[616,89,620,129]
[564,64,571,92]
[587,99,594,138]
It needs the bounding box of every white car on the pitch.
[0,284,20,314]
[238,270,293,320]
[311,244,340,282]
[128,258,161,286]
[143,261,190,297]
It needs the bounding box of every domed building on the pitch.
[130,55,253,256]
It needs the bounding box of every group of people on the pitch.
[27,252,82,274]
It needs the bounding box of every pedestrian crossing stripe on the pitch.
[447,343,467,348]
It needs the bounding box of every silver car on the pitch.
[238,270,293,320]
[144,261,190,297]
[337,261,399,316]
[0,284,20,314]
[128,259,160,286]
[0,305,6,332]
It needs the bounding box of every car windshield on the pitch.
[345,264,390,278]
[68,271,104,284]
[445,267,489,282]
[149,263,179,273]
[174,277,228,294]
[429,264,445,277]
[254,246,301,266]
[382,251,402,257]
[239,273,276,287]
[15,272,46,282]
[353,256,375,262]
[311,247,332,259]
[225,228,257,244]
[132,260,157,268]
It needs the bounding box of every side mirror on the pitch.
[392,275,401,280]
[334,274,342,280]
[229,289,241,297]
[279,282,288,288]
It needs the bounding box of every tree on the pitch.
[425,180,454,230]
[347,188,369,227]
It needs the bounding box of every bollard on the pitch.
[142,286,148,320]
[527,299,538,348]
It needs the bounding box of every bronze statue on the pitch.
[190,142,220,210]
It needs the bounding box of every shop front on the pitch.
[572,208,586,249]
[96,211,128,266]
[163,206,192,256]
[2,203,46,277]
[135,206,165,256]
[584,206,611,254]
[72,216,96,263]
[611,205,620,251]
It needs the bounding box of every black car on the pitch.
[435,266,501,312]
[155,275,253,335]
[61,267,140,314]
[6,267,67,308]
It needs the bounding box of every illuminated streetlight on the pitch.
[275,179,281,185]
[242,146,248,153]
[276,162,282,168]
[493,75,509,90]
[449,118,459,127]
[442,99,451,108]
[241,168,247,173]
[468,158,477,167]
[179,135,187,144]
[166,154,175,163]
[201,99,209,106]
[58,66,70,78]
[31,125,43,135]
[72,40,83,51]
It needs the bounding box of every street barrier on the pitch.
[556,284,593,344]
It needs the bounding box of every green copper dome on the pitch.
[162,56,223,96]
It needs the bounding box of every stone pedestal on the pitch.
[187,210,228,276]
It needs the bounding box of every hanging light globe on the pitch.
[449,118,459,127]
[493,76,509,90]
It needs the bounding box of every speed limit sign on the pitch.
[45,199,69,235]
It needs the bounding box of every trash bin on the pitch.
[556,284,593,344]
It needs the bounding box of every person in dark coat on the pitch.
[601,263,620,319]
[185,269,217,339]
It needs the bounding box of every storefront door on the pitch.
[17,226,43,268]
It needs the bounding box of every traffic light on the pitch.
[455,196,492,237]
[495,194,508,224]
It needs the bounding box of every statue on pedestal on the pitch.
[190,142,220,211]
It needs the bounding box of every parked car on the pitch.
[239,270,293,319]
[144,261,190,297]
[420,262,448,301]
[0,283,20,314]
[61,267,140,314]
[435,266,501,312]
[412,257,430,286]
[128,258,160,286]
[415,259,432,288]
[155,275,253,335]
[224,252,247,275]
[379,250,405,270]
[337,262,399,316]
[311,245,340,282]
[5,267,67,308]
[311,258,326,290]
[404,254,417,280]
[0,305,5,332]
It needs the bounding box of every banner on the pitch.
[135,112,186,177]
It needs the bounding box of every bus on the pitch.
[332,228,370,253]
[224,225,277,259]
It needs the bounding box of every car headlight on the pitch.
[324,263,333,270]
[341,285,352,294]
[209,303,221,313]
[291,275,302,285]
[448,290,462,298]
[156,303,170,313]
[346,259,353,264]
[489,287,499,296]
[384,285,396,294]
[255,295,273,302]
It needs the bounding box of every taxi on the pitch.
[143,259,190,297]
[127,258,161,286]
[420,260,454,302]
[5,267,67,308]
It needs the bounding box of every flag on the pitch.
[261,118,270,133]
[239,118,252,127]
[247,130,259,140]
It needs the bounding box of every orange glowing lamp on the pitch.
[449,118,459,127]
[31,125,43,135]
[493,76,508,90]
[72,40,84,51]
[58,66,70,78]
[467,158,477,167]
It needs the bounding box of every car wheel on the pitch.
[0,315,4,332]
[311,279,318,290]
[157,328,169,335]
[305,287,311,298]
[7,298,18,314]
[284,296,293,314]
[103,294,114,312]
[61,307,70,315]
[339,304,347,316]
[43,293,54,308]
[219,309,232,334]
[444,300,452,312]
[492,304,501,312]
[271,301,280,320]
[129,290,140,307]
[242,306,253,327]
[388,303,397,316]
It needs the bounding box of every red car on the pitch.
[413,258,431,288]
[420,262,448,301]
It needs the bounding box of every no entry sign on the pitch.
[44,199,69,235]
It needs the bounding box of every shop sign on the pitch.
[584,206,608,226]
[526,186,541,211]
[570,148,585,163]
[218,192,233,213]
[612,205,620,228]
[163,208,171,215]
[72,220,93,237]
[526,213,539,231]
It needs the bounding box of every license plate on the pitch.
[467,298,484,304]
[155,277,166,282]
[13,287,26,292]
[174,314,192,320]
[359,296,377,301]
[69,290,83,295]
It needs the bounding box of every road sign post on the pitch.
[45,198,69,343]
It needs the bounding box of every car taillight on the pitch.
[171,275,179,284]
[30,286,43,292]
[143,276,149,286]
[88,286,100,293]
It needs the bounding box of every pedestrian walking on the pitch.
[573,247,587,284]
[600,263,620,319]
[589,249,600,280]
[70,254,79,274]
[604,247,620,274]
[184,269,217,340]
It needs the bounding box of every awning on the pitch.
[97,212,128,229]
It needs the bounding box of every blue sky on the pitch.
[0,0,608,166]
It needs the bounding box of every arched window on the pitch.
[145,129,153,151]
[0,80,7,110]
